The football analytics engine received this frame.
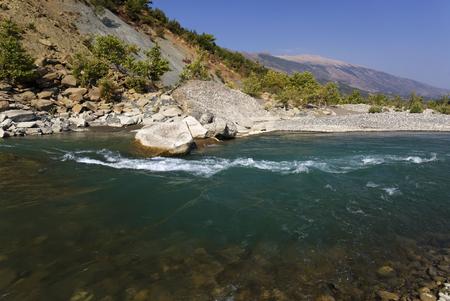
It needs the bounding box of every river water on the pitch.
[0,131,449,300]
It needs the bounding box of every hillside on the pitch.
[248,53,450,98]
[0,0,244,87]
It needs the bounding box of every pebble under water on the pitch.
[0,131,449,300]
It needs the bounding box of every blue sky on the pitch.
[153,0,450,89]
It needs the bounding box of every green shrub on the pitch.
[125,0,150,20]
[71,52,109,87]
[125,76,148,93]
[409,101,423,113]
[0,19,36,84]
[368,106,383,113]
[242,73,262,97]
[180,54,210,82]
[98,77,118,101]
[126,44,170,83]
[92,35,137,66]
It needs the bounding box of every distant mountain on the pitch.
[247,53,450,98]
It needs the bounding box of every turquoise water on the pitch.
[0,132,449,300]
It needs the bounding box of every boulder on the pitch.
[69,116,87,128]
[4,110,36,122]
[72,104,85,114]
[161,106,183,118]
[42,72,59,81]
[199,112,214,125]
[0,100,9,112]
[184,116,207,139]
[25,128,42,135]
[0,118,12,130]
[16,121,37,128]
[135,121,195,156]
[377,266,395,278]
[83,101,97,112]
[18,91,36,102]
[118,115,138,126]
[63,88,87,102]
[37,90,54,99]
[376,291,399,301]
[61,75,77,87]
[0,128,8,138]
[204,117,237,139]
[151,112,166,122]
[60,97,74,109]
[87,87,101,102]
[31,99,54,111]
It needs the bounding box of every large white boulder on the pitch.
[183,116,207,139]
[135,121,195,156]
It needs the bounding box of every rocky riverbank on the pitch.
[1,78,450,154]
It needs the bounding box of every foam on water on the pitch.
[60,149,440,177]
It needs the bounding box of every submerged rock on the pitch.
[377,290,400,301]
[135,121,195,155]
[377,265,396,278]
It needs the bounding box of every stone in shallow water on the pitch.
[70,290,94,301]
[377,265,396,278]
[376,290,399,301]
[0,268,16,290]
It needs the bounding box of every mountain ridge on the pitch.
[247,53,450,98]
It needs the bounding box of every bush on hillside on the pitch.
[98,77,118,101]
[409,101,423,113]
[92,35,137,66]
[180,54,210,82]
[0,19,36,84]
[242,73,262,97]
[71,52,109,87]
[125,0,151,20]
[125,76,148,93]
[368,106,383,113]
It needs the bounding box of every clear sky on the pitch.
[153,0,450,89]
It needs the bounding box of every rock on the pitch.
[199,112,214,125]
[377,266,396,278]
[16,121,37,128]
[427,266,438,277]
[136,98,149,108]
[37,90,54,99]
[0,128,7,138]
[135,121,195,155]
[0,268,16,290]
[4,110,36,122]
[34,57,47,67]
[420,292,436,301]
[38,39,54,47]
[151,112,165,122]
[70,289,94,301]
[25,127,42,135]
[18,91,36,102]
[72,104,85,114]
[63,88,87,102]
[204,117,237,139]
[118,115,138,126]
[69,117,87,128]
[161,106,183,118]
[83,101,97,112]
[376,290,400,301]
[31,99,54,111]
[61,75,77,87]
[42,72,59,81]
[315,295,336,301]
[184,116,207,139]
[0,100,9,112]
[0,118,12,129]
[60,97,74,109]
[87,87,101,102]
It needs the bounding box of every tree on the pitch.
[126,44,170,82]
[125,0,152,20]
[347,90,364,104]
[262,70,289,95]
[242,73,262,97]
[92,35,137,66]
[0,19,36,84]
[180,53,210,81]
[319,82,341,105]
[71,52,109,87]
